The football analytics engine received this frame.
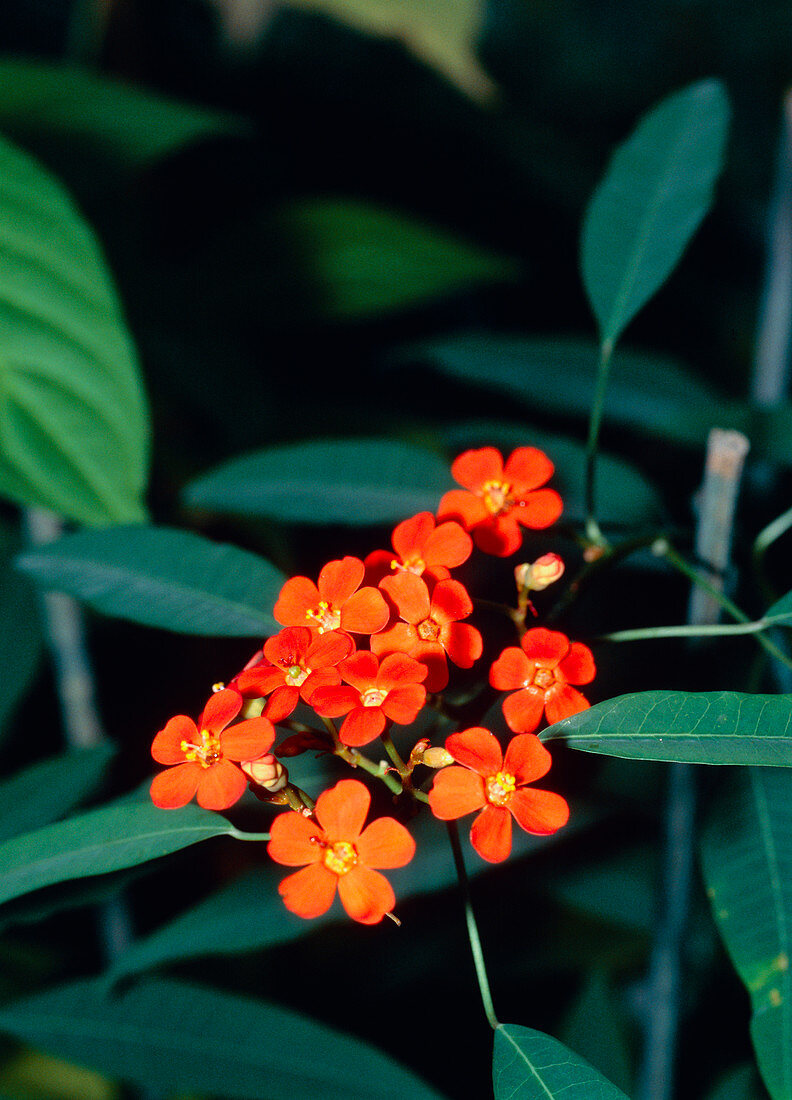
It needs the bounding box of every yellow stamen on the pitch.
[323,840,358,875]
[486,770,517,806]
[361,687,388,707]
[180,729,223,769]
[481,479,513,516]
[532,668,555,690]
[307,600,341,633]
[417,617,441,642]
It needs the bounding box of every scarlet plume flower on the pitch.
[490,627,596,734]
[234,626,353,721]
[437,447,563,557]
[274,556,389,636]
[311,650,427,746]
[428,727,569,862]
[268,778,415,923]
[371,572,482,691]
[151,689,275,811]
[364,511,472,586]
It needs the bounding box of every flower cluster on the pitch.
[150,447,597,922]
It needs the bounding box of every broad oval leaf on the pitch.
[581,79,730,348]
[0,976,445,1100]
[493,1023,629,1099]
[0,799,237,906]
[543,691,792,765]
[0,132,149,525]
[701,768,792,1100]
[766,590,792,626]
[184,438,453,524]
[16,524,285,636]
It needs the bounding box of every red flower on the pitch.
[490,627,595,734]
[234,626,353,721]
[268,778,415,923]
[311,651,427,746]
[364,511,472,586]
[428,727,569,862]
[151,689,275,811]
[371,572,482,691]
[437,447,563,557]
[274,557,389,636]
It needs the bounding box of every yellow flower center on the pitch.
[481,479,514,516]
[361,688,388,707]
[323,840,358,876]
[417,617,441,642]
[180,729,223,768]
[531,667,556,690]
[285,663,309,687]
[392,556,426,576]
[306,600,341,633]
[486,771,517,806]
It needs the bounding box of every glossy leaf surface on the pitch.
[493,1023,629,1099]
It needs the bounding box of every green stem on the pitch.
[599,618,778,642]
[584,339,615,544]
[446,821,499,1030]
[229,828,272,842]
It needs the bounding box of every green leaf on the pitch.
[705,1064,770,1100]
[581,79,730,348]
[0,59,247,172]
[0,131,149,525]
[765,591,792,627]
[184,437,453,524]
[559,972,633,1095]
[0,977,446,1100]
[0,799,238,906]
[493,1023,629,1099]
[16,524,285,636]
[0,744,115,842]
[701,768,792,1100]
[543,691,792,765]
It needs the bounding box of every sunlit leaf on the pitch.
[581,79,730,348]
[543,691,792,765]
[0,132,149,525]
[493,1023,629,1099]
[16,525,285,636]
[0,977,445,1100]
[701,768,792,1100]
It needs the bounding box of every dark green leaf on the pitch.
[493,1023,629,1099]
[705,1063,770,1100]
[0,522,42,739]
[701,769,792,1100]
[184,438,453,524]
[581,79,730,347]
[765,591,792,626]
[0,799,238,906]
[559,972,633,1094]
[0,132,149,525]
[0,744,115,842]
[0,977,446,1100]
[543,691,792,765]
[16,525,285,636]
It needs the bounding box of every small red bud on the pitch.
[241,754,288,791]
[515,553,564,592]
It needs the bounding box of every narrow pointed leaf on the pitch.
[0,799,238,906]
[16,524,285,635]
[582,79,730,347]
[0,132,149,525]
[184,438,453,523]
[701,768,792,1100]
[543,691,792,765]
[0,977,445,1100]
[493,1023,629,1099]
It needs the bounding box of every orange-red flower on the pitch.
[364,511,472,586]
[311,651,427,746]
[274,557,389,636]
[371,572,482,691]
[151,689,275,811]
[428,727,569,862]
[490,627,595,734]
[437,447,563,557]
[234,626,353,721]
[268,778,415,923]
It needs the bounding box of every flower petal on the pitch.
[315,778,370,840]
[380,684,426,724]
[307,630,354,667]
[545,683,590,725]
[445,727,503,776]
[559,642,596,685]
[363,548,394,586]
[408,645,448,693]
[235,665,285,697]
[264,685,300,722]
[273,575,320,626]
[196,761,247,810]
[380,572,430,624]
[369,621,419,659]
[377,652,427,690]
[151,715,197,764]
[278,863,338,919]
[520,627,569,668]
[357,817,416,868]
[200,688,242,733]
[472,516,523,557]
[423,520,472,569]
[515,489,563,529]
[150,763,200,808]
[451,447,503,491]
[339,587,390,634]
[339,707,386,746]
[436,489,488,529]
[510,787,570,835]
[428,765,486,819]
[268,810,324,866]
[442,622,482,668]
[504,447,554,491]
[310,684,360,717]
[470,804,512,863]
[430,579,472,624]
[338,865,395,924]
[503,733,552,785]
[489,647,531,690]
[263,626,312,666]
[502,687,546,734]
[391,512,435,560]
[220,716,275,761]
[318,556,365,605]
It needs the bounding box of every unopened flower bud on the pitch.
[241,754,288,791]
[240,697,265,720]
[421,746,455,769]
[515,553,564,593]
